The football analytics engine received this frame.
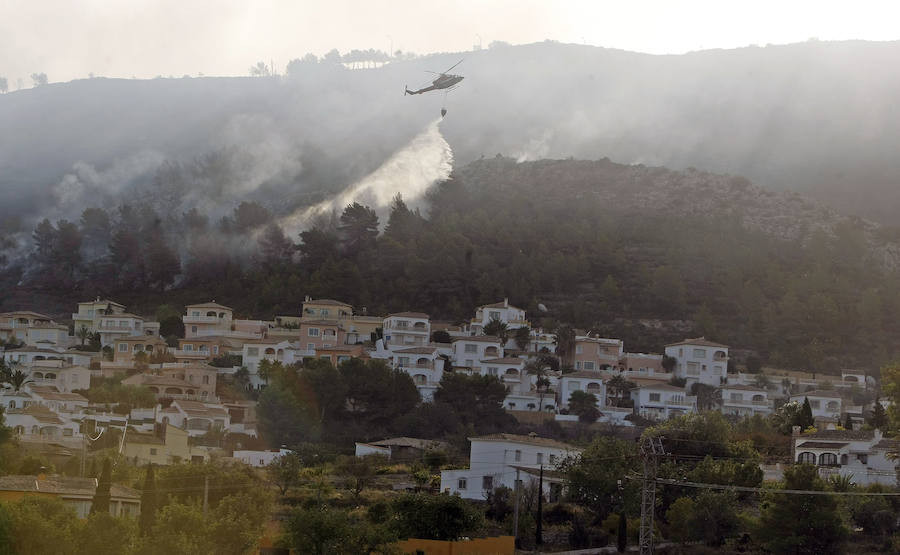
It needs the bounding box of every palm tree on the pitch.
[525,359,551,410]
[513,326,531,351]
[7,369,32,392]
[483,318,509,347]
[76,325,91,346]
[691,383,720,411]
[568,390,600,423]
[606,374,636,407]
[553,325,576,369]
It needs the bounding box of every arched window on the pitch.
[265,348,276,355]
[527,403,536,410]
[819,453,838,466]
[413,374,427,385]
[797,452,816,464]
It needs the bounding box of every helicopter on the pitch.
[404,59,464,96]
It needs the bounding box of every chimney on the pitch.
[790,426,801,462]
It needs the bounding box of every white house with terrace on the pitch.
[665,337,729,387]
[630,383,697,421]
[451,336,504,370]
[392,346,446,401]
[383,312,431,348]
[792,429,899,486]
[468,299,529,337]
[441,434,581,501]
[790,390,843,424]
[720,384,774,417]
[558,372,607,411]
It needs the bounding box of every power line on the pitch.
[655,477,900,496]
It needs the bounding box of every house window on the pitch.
[810,400,821,409]
[191,326,198,333]
[259,459,265,466]
[583,361,595,370]
[575,345,583,354]
[549,454,556,465]
[797,452,816,464]
[184,344,193,352]
[202,376,209,385]
[482,476,493,490]
[514,450,522,462]
[213,346,219,354]
[570,381,581,391]
[246,348,259,356]
[713,366,723,375]
[819,453,838,466]
[458,478,467,490]
[489,311,501,320]
[730,393,742,401]
[398,357,410,367]
[192,311,200,317]
[693,348,707,358]
[464,344,477,354]
[508,402,516,408]
[308,328,320,337]
[686,362,700,376]
[150,448,157,455]
[649,393,661,402]
[857,454,868,464]
[487,367,498,376]
[307,344,315,351]
[536,453,543,464]
[118,344,127,352]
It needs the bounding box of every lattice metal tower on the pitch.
[639,437,665,555]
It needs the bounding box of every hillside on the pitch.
[2,40,900,226]
[4,156,900,375]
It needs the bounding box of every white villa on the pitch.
[665,337,728,387]
[441,433,581,501]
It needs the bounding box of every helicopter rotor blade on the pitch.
[443,59,464,74]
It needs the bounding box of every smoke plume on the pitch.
[280,117,452,235]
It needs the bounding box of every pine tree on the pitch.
[90,458,111,515]
[139,464,157,536]
[869,399,888,429]
[799,397,815,430]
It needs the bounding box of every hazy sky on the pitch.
[2,0,899,85]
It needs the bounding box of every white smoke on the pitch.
[280,118,453,235]
[515,129,554,163]
[49,150,167,221]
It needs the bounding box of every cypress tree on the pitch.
[90,458,111,515]
[139,464,157,536]
[617,512,627,552]
[798,397,815,430]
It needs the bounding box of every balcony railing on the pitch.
[724,398,770,406]
[172,349,211,357]
[97,324,138,331]
[183,315,228,324]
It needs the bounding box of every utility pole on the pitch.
[203,475,209,515]
[639,437,665,555]
[512,468,521,547]
[535,465,544,546]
